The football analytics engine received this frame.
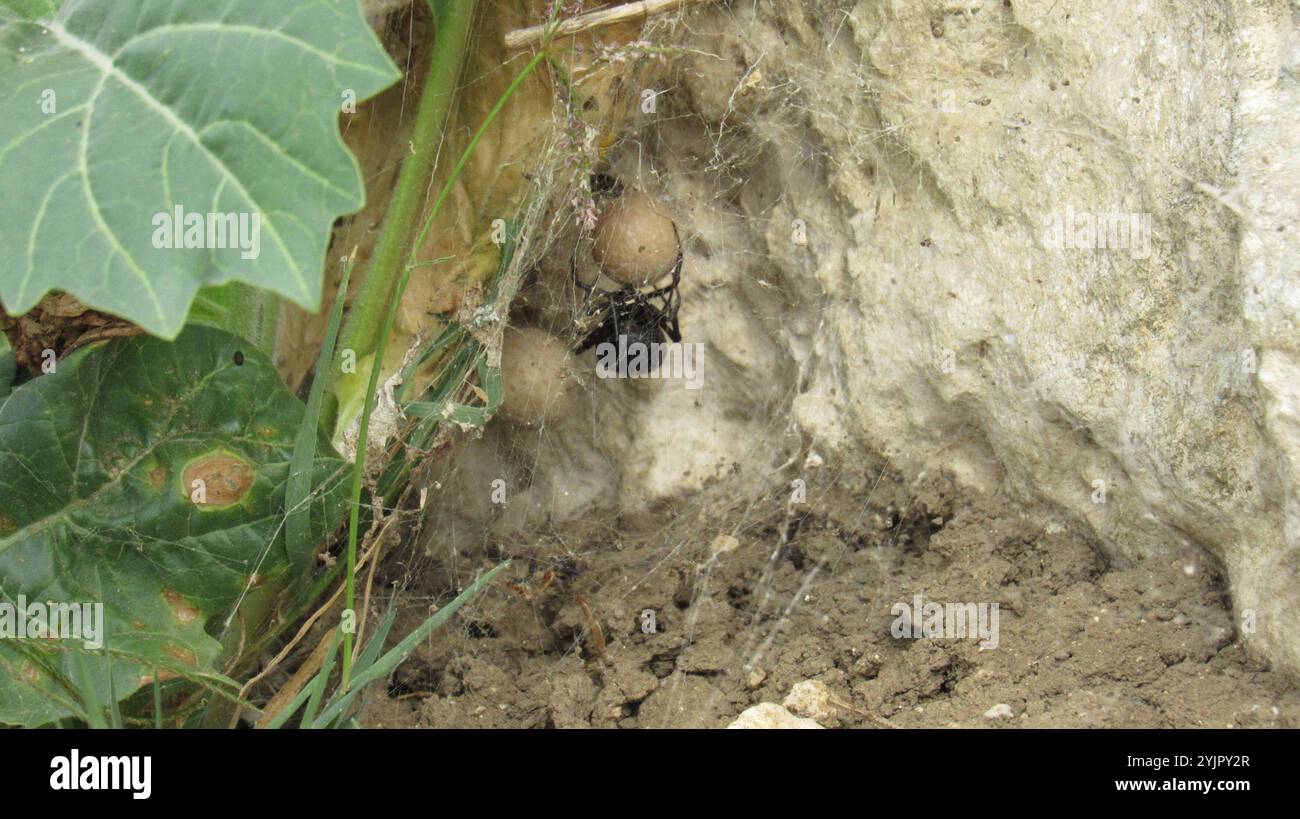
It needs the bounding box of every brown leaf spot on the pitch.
[165,645,198,667]
[148,463,168,491]
[182,452,254,507]
[0,513,15,534]
[162,588,200,624]
[20,661,42,685]
[139,670,179,686]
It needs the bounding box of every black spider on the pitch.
[571,225,683,358]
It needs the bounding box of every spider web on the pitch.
[304,0,936,728]
[227,0,970,728]
[230,0,1294,729]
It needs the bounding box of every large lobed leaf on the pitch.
[0,0,399,337]
[0,326,347,726]
[0,333,13,401]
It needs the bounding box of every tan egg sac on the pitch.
[592,191,680,286]
[497,327,579,426]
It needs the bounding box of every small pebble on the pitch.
[984,703,1015,720]
[784,680,834,723]
[728,702,822,729]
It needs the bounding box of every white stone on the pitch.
[783,680,834,723]
[727,702,823,729]
[984,704,1015,720]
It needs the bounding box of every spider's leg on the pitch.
[642,267,681,301]
[654,227,684,344]
[667,278,682,314]
[643,283,674,301]
[574,307,614,354]
[575,323,603,354]
[571,234,619,353]
[668,228,683,289]
[647,278,682,332]
[610,295,624,346]
[641,227,683,299]
[664,310,682,344]
[572,240,595,296]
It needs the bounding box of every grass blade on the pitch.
[69,651,105,729]
[342,265,414,688]
[261,683,314,730]
[313,560,509,728]
[302,628,344,728]
[352,606,399,677]
[287,257,355,573]
[153,676,163,729]
[106,653,122,729]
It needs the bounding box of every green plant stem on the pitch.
[334,1,556,691]
[341,264,413,690]
[334,1,478,383]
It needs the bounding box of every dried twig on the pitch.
[830,695,898,730]
[254,629,338,728]
[575,594,606,658]
[231,520,394,727]
[504,0,715,50]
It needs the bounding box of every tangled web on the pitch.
[238,1,1298,728]
[310,0,947,729]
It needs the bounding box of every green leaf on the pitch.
[0,0,62,20]
[0,325,347,726]
[185,282,280,357]
[287,259,352,575]
[0,0,400,337]
[0,332,14,402]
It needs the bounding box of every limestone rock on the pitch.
[728,702,823,729]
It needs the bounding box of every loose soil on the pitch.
[358,471,1300,728]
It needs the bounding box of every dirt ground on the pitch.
[359,472,1300,728]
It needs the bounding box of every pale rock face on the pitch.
[466,0,1299,675]
[579,0,1299,673]
[1231,5,1300,677]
